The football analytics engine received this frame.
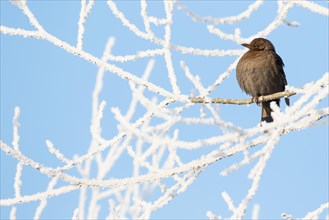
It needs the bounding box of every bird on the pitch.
[236,38,289,123]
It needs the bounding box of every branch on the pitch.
[177,0,263,25]
[189,90,296,105]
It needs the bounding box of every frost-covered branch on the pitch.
[76,0,94,50]
[282,202,329,220]
[177,0,263,24]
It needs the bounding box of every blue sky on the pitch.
[1,1,328,219]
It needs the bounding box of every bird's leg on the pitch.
[252,96,260,105]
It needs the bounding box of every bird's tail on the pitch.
[261,99,280,123]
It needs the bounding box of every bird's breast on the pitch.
[236,51,285,97]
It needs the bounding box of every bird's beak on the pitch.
[241,43,251,49]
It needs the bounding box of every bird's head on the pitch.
[242,38,276,51]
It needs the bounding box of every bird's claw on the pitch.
[252,96,260,104]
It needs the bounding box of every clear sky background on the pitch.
[1,1,328,219]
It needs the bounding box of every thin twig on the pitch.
[189,90,296,105]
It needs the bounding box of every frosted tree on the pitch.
[1,0,328,219]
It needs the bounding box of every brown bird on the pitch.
[236,38,289,123]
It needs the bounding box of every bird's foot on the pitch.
[252,96,260,105]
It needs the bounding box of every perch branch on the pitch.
[189,90,296,105]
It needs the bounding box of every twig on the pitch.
[189,90,296,105]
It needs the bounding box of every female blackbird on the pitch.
[236,38,289,122]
